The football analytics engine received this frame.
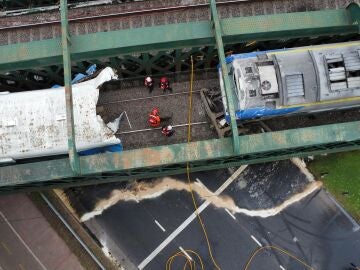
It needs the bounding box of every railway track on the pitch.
[1,0,114,12]
[0,0,248,30]
[97,77,219,150]
[0,0,356,45]
[107,79,273,150]
[98,90,202,106]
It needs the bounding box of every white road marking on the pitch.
[194,178,207,190]
[138,166,247,270]
[0,211,47,270]
[131,194,140,203]
[179,246,193,261]
[280,265,286,270]
[250,235,262,247]
[154,220,166,232]
[195,177,204,185]
[225,209,236,220]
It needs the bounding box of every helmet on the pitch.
[167,125,172,130]
[160,77,168,83]
[145,76,152,83]
[151,107,159,115]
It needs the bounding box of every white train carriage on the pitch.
[219,41,360,121]
[0,67,121,163]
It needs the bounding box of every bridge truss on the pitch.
[0,1,359,191]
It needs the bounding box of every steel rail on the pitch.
[116,121,208,135]
[99,90,202,106]
[0,0,249,31]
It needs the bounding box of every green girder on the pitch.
[60,0,80,173]
[0,5,359,72]
[0,4,360,190]
[1,121,360,191]
[210,0,240,154]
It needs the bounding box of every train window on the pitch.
[257,61,274,66]
[249,89,257,97]
[245,67,253,74]
[233,73,239,98]
[325,54,346,82]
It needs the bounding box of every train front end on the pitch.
[219,51,301,122]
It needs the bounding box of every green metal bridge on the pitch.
[0,0,359,192]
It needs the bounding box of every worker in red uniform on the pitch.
[159,76,172,93]
[144,76,154,93]
[148,107,161,127]
[162,125,175,137]
[148,108,173,128]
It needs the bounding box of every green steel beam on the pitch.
[60,0,80,174]
[1,5,359,72]
[210,0,240,154]
[1,121,360,191]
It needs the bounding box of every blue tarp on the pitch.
[225,106,303,122]
[52,64,97,88]
[78,143,123,156]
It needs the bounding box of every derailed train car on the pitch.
[219,41,360,122]
[0,67,122,163]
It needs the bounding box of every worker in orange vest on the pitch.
[148,107,161,127]
[148,108,173,128]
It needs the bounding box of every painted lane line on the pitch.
[138,201,211,269]
[225,209,236,220]
[195,178,204,185]
[280,265,286,270]
[138,165,247,270]
[154,220,166,232]
[179,246,193,261]
[0,211,47,270]
[194,178,206,189]
[131,194,140,203]
[250,235,262,247]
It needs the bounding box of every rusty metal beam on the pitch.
[1,121,360,192]
[0,4,359,72]
[210,0,240,154]
[60,0,80,174]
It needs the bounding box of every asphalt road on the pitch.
[74,160,360,270]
